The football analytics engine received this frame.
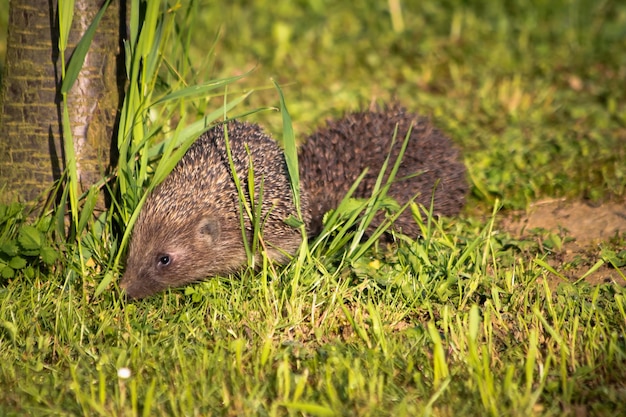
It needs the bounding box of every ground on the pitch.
[502,198,626,286]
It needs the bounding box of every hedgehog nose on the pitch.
[119,273,130,290]
[119,273,136,297]
[119,279,141,299]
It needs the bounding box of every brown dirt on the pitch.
[501,198,626,286]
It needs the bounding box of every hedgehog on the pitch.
[120,121,310,299]
[120,104,468,298]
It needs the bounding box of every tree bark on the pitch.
[0,0,61,206]
[0,0,123,209]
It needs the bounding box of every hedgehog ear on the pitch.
[197,216,220,243]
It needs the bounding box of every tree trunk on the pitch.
[0,0,61,206]
[0,0,124,210]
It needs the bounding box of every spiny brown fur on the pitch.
[121,121,308,299]
[121,104,468,299]
[299,103,467,236]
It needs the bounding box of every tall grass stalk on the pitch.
[274,81,310,307]
[57,0,111,282]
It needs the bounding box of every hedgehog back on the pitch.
[298,104,468,237]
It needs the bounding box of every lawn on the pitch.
[1,0,625,415]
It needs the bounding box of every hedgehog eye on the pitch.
[157,254,171,268]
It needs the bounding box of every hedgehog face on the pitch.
[120,213,246,299]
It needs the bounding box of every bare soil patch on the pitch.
[501,198,626,285]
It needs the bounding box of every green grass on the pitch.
[1,0,626,415]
